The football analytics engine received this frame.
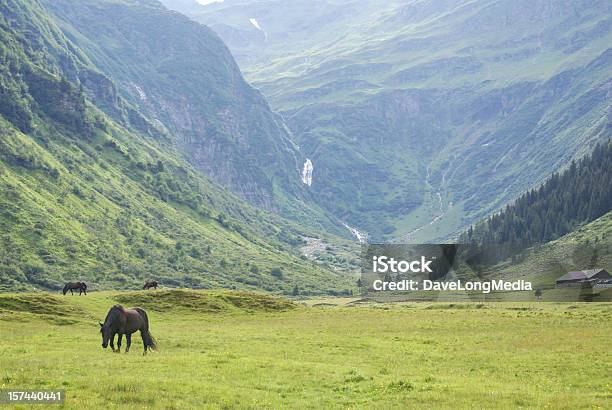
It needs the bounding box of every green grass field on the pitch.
[0,290,610,409]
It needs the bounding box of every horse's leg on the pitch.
[110,333,116,352]
[141,331,147,356]
[125,333,131,353]
[70,289,73,295]
[117,333,123,353]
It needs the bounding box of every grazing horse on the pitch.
[63,282,87,295]
[143,280,158,290]
[99,305,156,355]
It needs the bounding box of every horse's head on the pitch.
[99,321,111,348]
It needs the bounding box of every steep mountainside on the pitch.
[42,0,342,234]
[463,141,612,263]
[0,0,352,294]
[167,0,612,241]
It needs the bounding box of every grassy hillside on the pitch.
[0,115,351,294]
[0,290,610,408]
[478,210,612,292]
[172,0,612,241]
[0,0,353,294]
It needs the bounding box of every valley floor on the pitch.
[0,291,610,409]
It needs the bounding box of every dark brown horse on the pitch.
[143,280,158,290]
[99,305,156,355]
[63,282,87,295]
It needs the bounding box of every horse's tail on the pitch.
[143,329,157,351]
[134,308,157,351]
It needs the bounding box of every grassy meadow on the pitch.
[0,290,610,409]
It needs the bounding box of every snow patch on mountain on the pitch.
[249,18,262,31]
[301,159,313,186]
[196,0,224,5]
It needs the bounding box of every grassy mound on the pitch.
[423,303,488,310]
[113,289,297,313]
[0,293,84,316]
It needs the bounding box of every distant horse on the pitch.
[99,305,156,355]
[143,280,158,290]
[63,282,87,295]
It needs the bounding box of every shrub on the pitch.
[189,247,202,259]
[271,267,283,279]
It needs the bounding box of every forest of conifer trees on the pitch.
[463,140,612,262]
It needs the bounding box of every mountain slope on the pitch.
[477,209,612,292]
[463,140,612,263]
[168,0,612,241]
[0,0,351,294]
[42,0,345,235]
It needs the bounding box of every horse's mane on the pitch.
[103,304,126,325]
[110,304,125,313]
